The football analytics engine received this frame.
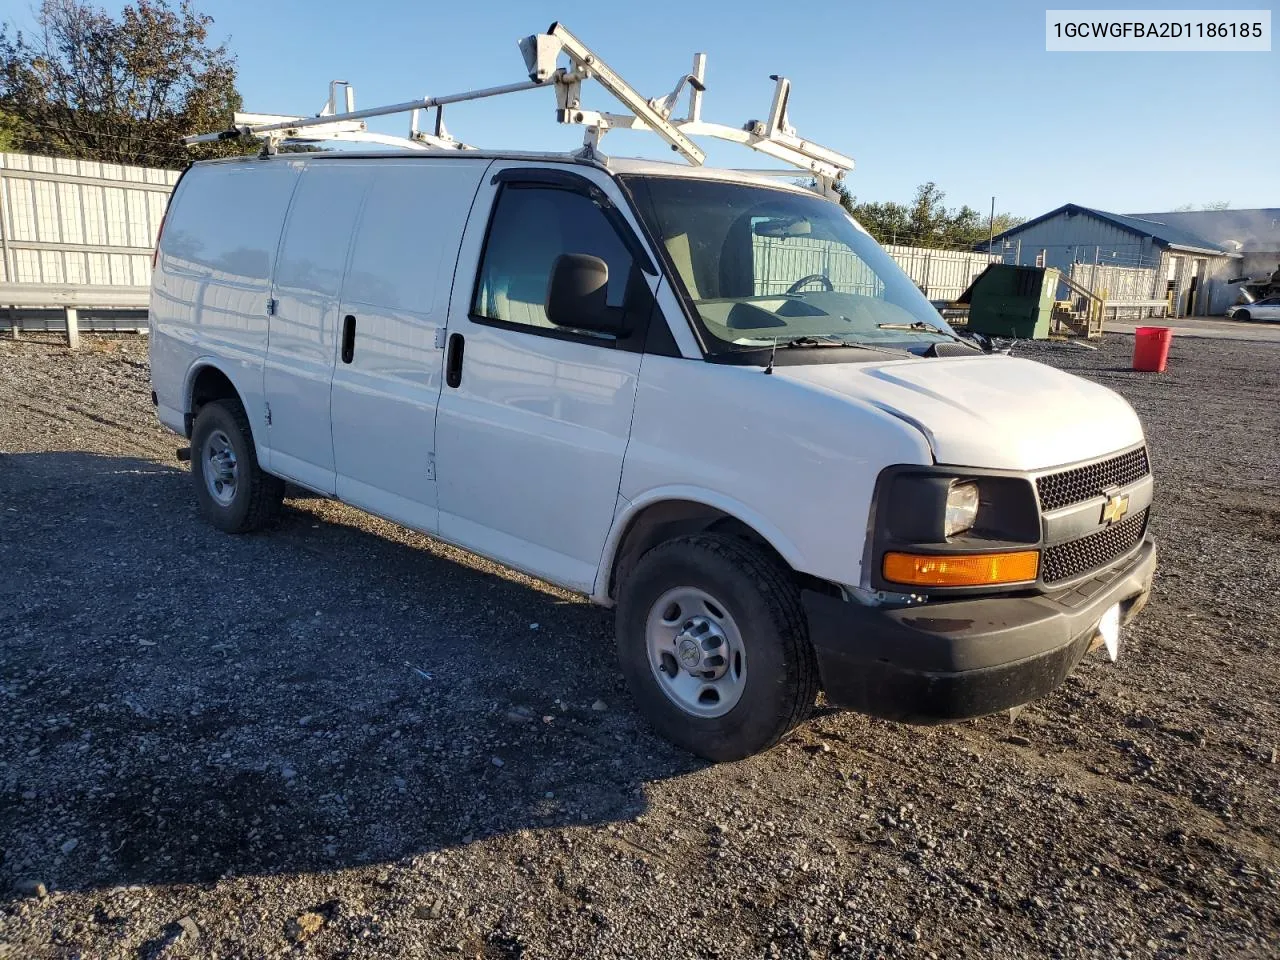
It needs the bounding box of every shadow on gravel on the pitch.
[1,452,703,899]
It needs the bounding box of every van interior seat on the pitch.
[664,231,701,300]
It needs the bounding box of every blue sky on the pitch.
[4,0,1277,216]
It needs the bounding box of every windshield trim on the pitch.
[617,173,954,365]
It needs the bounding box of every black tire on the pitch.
[190,398,284,533]
[1235,310,1251,322]
[615,534,818,761]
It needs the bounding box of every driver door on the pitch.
[433,164,654,592]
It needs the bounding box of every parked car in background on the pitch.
[1227,297,1280,322]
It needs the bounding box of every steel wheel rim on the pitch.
[202,428,238,506]
[645,586,746,719]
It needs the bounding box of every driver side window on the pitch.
[473,184,633,337]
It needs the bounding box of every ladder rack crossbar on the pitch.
[182,22,855,191]
[184,80,544,145]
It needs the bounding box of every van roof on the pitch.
[190,150,817,196]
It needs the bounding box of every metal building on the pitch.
[983,203,1242,317]
[1129,208,1280,296]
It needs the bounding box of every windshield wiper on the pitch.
[763,334,909,373]
[778,334,870,348]
[780,334,914,353]
[877,320,970,345]
[876,321,947,334]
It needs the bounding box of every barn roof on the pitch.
[988,203,1234,256]
[1126,208,1280,254]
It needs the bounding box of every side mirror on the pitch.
[546,254,622,335]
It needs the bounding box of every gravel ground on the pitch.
[1,331,1278,959]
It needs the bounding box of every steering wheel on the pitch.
[786,274,833,294]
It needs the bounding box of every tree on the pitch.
[906,182,950,246]
[839,194,912,245]
[0,106,26,151]
[989,211,1026,236]
[841,181,1024,248]
[0,0,245,167]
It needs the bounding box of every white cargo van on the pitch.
[149,29,1155,759]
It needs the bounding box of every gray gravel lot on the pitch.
[1,331,1278,959]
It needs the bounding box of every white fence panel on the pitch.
[883,244,1002,302]
[1069,263,1164,319]
[1069,262,1159,302]
[0,152,180,291]
[752,236,885,297]
[750,236,999,304]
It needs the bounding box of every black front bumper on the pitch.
[803,537,1156,723]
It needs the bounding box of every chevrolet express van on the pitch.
[149,151,1156,759]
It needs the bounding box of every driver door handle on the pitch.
[341,314,356,364]
[445,333,465,388]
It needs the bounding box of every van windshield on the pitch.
[624,176,957,355]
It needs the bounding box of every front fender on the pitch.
[611,355,935,600]
[592,485,807,604]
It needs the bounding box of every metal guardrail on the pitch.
[0,282,149,307]
[0,283,149,347]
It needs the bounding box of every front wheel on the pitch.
[615,534,818,761]
[190,398,284,533]
[1234,310,1251,322]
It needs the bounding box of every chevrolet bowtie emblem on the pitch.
[1101,492,1130,525]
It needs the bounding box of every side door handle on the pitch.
[341,314,356,364]
[445,333,465,388]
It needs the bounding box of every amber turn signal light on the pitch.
[882,550,1040,587]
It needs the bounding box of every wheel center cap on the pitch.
[673,616,731,679]
[677,637,701,667]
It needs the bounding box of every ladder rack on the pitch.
[184,22,854,194]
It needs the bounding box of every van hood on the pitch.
[776,354,1144,472]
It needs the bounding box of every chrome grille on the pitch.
[1042,509,1149,584]
[1037,447,1151,512]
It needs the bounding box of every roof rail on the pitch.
[183,22,854,193]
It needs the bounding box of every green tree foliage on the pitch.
[839,181,1024,249]
[0,0,245,167]
[0,107,26,151]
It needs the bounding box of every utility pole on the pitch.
[987,196,996,252]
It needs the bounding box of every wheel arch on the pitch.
[594,489,813,605]
[183,360,245,437]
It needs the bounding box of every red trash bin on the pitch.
[1132,326,1173,372]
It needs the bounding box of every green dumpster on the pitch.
[957,264,1059,339]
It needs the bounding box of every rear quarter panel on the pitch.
[149,159,301,445]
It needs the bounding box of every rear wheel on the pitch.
[615,534,818,761]
[190,398,284,533]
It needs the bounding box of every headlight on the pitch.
[944,481,980,538]
[873,469,1041,592]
